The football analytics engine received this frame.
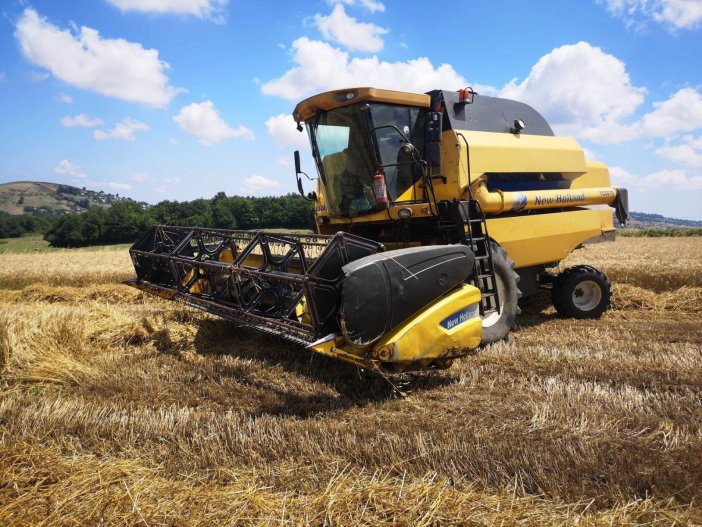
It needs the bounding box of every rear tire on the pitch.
[551,265,611,319]
[480,243,520,345]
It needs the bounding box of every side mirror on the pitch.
[293,150,316,201]
[294,150,301,174]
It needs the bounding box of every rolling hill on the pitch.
[0,181,136,217]
[626,211,702,228]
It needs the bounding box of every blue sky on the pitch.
[1,0,701,219]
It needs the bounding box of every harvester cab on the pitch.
[127,86,629,375]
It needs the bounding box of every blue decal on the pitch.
[440,304,479,330]
[512,192,527,212]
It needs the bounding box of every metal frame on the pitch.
[127,226,383,345]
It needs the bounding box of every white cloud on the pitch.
[497,43,702,145]
[600,0,702,30]
[636,87,702,138]
[15,8,180,107]
[580,86,702,144]
[265,113,309,148]
[610,165,702,190]
[261,37,467,101]
[242,175,281,193]
[57,93,73,104]
[327,0,385,13]
[93,117,149,141]
[106,0,228,22]
[499,42,646,143]
[60,113,104,127]
[173,100,254,146]
[314,5,387,53]
[54,159,86,180]
[130,172,151,182]
[107,181,131,191]
[655,0,702,28]
[277,156,294,166]
[654,135,702,167]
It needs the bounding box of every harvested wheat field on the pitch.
[0,237,700,525]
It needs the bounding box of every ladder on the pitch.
[447,200,500,317]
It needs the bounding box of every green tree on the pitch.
[0,215,52,238]
[211,192,237,229]
[231,197,258,229]
[45,213,99,246]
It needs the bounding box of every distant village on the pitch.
[20,184,149,216]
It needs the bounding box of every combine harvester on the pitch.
[127,87,628,374]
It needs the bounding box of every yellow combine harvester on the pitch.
[127,87,628,374]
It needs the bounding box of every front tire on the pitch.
[480,243,520,345]
[551,265,611,319]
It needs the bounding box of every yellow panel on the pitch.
[434,130,588,201]
[371,285,482,362]
[570,162,613,189]
[598,208,616,231]
[438,130,470,200]
[486,209,614,268]
[456,130,587,181]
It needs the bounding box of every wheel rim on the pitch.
[572,280,602,311]
[481,274,506,328]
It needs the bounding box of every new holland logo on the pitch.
[440,304,479,330]
[512,192,527,212]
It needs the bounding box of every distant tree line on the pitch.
[618,227,702,237]
[0,214,53,238]
[43,192,315,247]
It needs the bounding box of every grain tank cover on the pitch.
[437,90,555,136]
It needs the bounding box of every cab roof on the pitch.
[292,88,430,123]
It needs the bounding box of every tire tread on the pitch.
[552,265,612,319]
[480,243,521,344]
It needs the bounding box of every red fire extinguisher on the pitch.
[372,169,389,205]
